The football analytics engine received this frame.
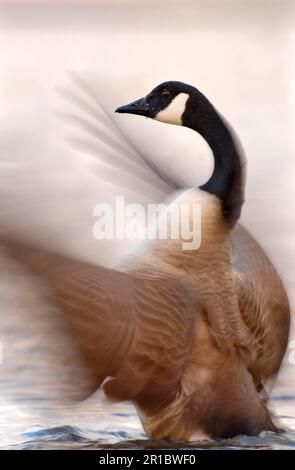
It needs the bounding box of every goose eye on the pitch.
[162,90,170,96]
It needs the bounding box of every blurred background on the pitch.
[0,0,294,449]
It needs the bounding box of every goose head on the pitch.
[116,81,245,226]
[115,81,194,126]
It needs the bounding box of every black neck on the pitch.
[182,91,245,226]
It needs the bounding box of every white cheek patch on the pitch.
[154,92,189,125]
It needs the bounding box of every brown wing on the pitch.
[3,241,196,407]
[231,224,290,380]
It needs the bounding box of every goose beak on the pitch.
[115,97,149,117]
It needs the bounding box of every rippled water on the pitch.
[1,391,295,450]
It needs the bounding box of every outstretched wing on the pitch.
[0,73,185,269]
[58,71,180,194]
[3,240,196,406]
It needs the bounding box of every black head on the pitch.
[115,81,196,125]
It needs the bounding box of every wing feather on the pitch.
[58,72,180,192]
[3,240,196,408]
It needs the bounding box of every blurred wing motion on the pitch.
[1,241,197,407]
[57,70,179,197]
[0,72,182,268]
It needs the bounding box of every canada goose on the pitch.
[1,79,290,440]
